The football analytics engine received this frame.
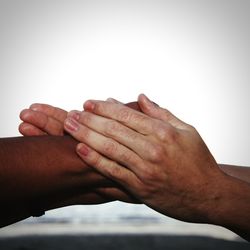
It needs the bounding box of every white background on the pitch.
[0,0,249,165]
[0,0,249,232]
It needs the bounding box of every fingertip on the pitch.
[18,122,26,135]
[19,109,30,120]
[138,94,156,111]
[138,93,150,105]
[138,93,146,101]
[106,98,123,104]
[106,98,116,103]
[139,93,158,106]
[29,103,41,111]
[67,110,81,120]
[18,123,46,136]
[83,100,96,111]
[18,122,31,135]
[77,143,90,157]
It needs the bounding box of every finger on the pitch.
[20,109,65,136]
[64,117,144,174]
[30,103,67,123]
[106,98,142,112]
[107,98,142,114]
[106,97,123,104]
[83,100,155,135]
[69,111,154,160]
[19,122,47,136]
[94,187,140,204]
[76,142,141,190]
[125,101,142,112]
[71,191,114,205]
[138,94,188,130]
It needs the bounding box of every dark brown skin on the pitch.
[0,102,141,228]
[0,135,139,227]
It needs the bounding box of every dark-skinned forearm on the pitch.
[0,136,112,227]
[208,173,250,241]
[219,164,250,184]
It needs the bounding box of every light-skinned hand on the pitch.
[64,94,231,224]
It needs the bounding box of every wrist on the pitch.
[206,173,250,239]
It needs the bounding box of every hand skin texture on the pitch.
[62,94,250,241]
[0,105,139,228]
[20,101,250,185]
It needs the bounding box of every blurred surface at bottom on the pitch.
[0,234,249,250]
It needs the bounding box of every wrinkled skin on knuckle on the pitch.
[81,112,92,125]
[119,151,133,163]
[91,153,103,168]
[156,123,179,143]
[105,120,120,137]
[130,112,148,126]
[103,140,118,156]
[117,107,131,122]
[107,162,123,180]
[78,126,90,142]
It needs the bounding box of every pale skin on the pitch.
[54,94,249,241]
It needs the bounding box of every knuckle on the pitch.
[80,112,92,125]
[91,153,103,168]
[131,112,148,126]
[119,151,138,166]
[120,151,133,163]
[117,108,131,122]
[103,140,117,155]
[93,102,105,115]
[187,124,197,133]
[108,162,122,179]
[156,123,179,143]
[77,126,90,141]
[162,108,173,119]
[147,143,165,162]
[105,120,120,136]
[156,125,169,141]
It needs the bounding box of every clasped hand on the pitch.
[18,94,250,241]
[62,94,226,224]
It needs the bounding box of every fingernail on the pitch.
[30,104,39,111]
[77,144,89,156]
[143,94,151,102]
[142,94,159,107]
[106,98,119,104]
[84,100,95,111]
[64,118,79,132]
[106,98,116,103]
[68,111,80,121]
[73,112,80,120]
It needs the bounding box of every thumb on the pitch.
[138,94,188,130]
